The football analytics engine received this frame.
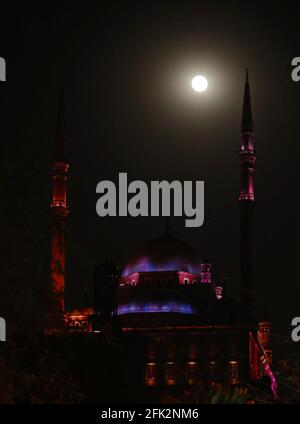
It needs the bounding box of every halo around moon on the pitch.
[191,75,208,92]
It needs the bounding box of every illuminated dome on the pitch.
[121,232,202,277]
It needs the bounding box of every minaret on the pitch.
[239,70,256,316]
[49,87,69,328]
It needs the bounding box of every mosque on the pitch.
[47,73,277,400]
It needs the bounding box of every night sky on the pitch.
[2,2,300,332]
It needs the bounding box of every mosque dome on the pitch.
[121,232,202,277]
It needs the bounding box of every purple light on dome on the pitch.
[122,255,202,277]
[116,301,197,315]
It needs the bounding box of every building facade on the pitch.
[48,74,277,401]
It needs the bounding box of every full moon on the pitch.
[191,75,208,93]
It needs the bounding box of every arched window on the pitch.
[229,360,238,384]
[146,362,157,386]
[186,361,197,385]
[165,362,176,385]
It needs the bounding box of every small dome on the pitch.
[121,232,202,277]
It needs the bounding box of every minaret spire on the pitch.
[239,70,256,318]
[239,70,255,202]
[241,69,253,134]
[54,84,67,162]
[48,85,70,330]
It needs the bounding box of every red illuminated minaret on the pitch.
[239,70,256,315]
[50,87,69,328]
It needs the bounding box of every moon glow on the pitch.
[191,75,208,92]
